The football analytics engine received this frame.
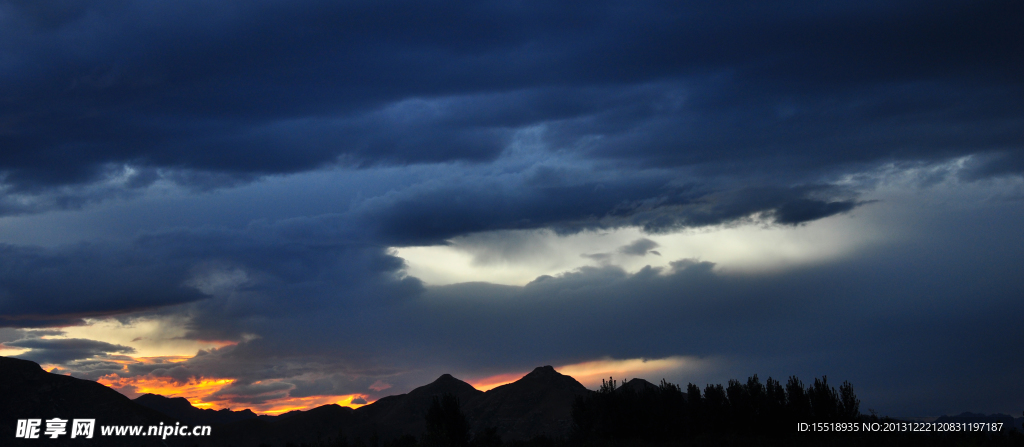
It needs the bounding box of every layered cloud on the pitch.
[0,0,1021,419]
[3,337,135,364]
[0,241,209,327]
[0,1,1020,196]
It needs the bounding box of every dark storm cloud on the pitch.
[0,166,861,329]
[770,198,860,225]
[4,337,135,364]
[351,167,862,246]
[0,242,209,327]
[0,213,421,328]
[0,0,1020,194]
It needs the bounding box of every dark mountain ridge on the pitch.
[1,356,596,445]
[0,356,182,446]
[207,404,357,447]
[134,393,258,425]
[126,362,592,445]
[168,366,592,445]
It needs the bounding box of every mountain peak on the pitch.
[527,365,558,376]
[617,378,659,394]
[404,373,479,398]
[464,365,591,441]
[427,373,475,390]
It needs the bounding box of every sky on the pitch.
[0,0,1022,417]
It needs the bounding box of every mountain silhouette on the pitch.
[464,365,593,441]
[204,404,356,447]
[615,378,659,395]
[0,356,179,446]
[352,373,483,439]
[134,393,259,425]
[1,358,598,445]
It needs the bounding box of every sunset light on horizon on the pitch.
[95,371,372,415]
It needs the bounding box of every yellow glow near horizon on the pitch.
[556,356,715,388]
[57,317,235,358]
[98,375,235,407]
[98,373,371,414]
[468,371,528,392]
[0,346,29,357]
[394,211,883,286]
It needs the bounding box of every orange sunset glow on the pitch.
[468,371,526,391]
[94,367,371,414]
[83,355,699,415]
[98,375,235,409]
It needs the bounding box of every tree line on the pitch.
[571,375,859,442]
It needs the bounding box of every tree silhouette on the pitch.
[786,376,810,422]
[703,383,728,434]
[839,380,860,421]
[599,377,618,393]
[808,376,840,421]
[726,379,751,434]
